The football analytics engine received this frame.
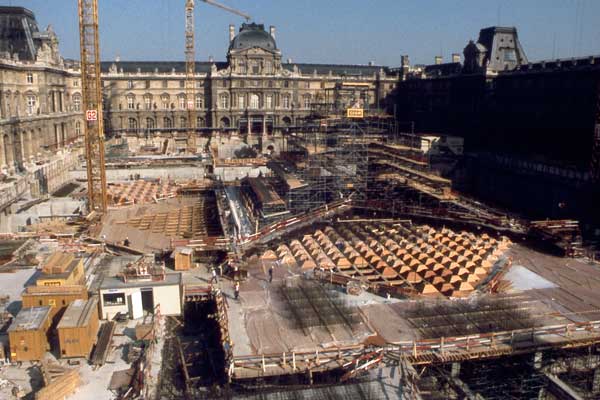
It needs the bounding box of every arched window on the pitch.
[219,94,229,109]
[197,116,205,127]
[282,116,292,126]
[303,94,311,109]
[180,116,187,128]
[161,94,170,110]
[128,118,138,130]
[146,118,155,129]
[178,95,186,110]
[163,117,172,128]
[219,117,230,128]
[144,94,152,110]
[26,94,36,115]
[126,94,135,109]
[72,93,81,112]
[250,94,260,109]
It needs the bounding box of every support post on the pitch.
[451,362,461,378]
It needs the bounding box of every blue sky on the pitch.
[9,0,600,66]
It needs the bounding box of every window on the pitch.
[268,81,274,88]
[265,95,273,109]
[265,62,273,74]
[239,80,245,88]
[178,96,186,109]
[26,73,33,84]
[127,95,135,109]
[195,96,203,110]
[250,94,259,109]
[144,96,152,110]
[73,94,81,112]
[197,116,205,127]
[238,95,245,109]
[128,118,138,130]
[162,80,168,89]
[74,80,79,87]
[284,81,289,88]
[180,116,187,128]
[239,61,246,73]
[283,95,290,109]
[127,80,134,89]
[146,118,155,129]
[252,60,259,74]
[75,121,81,136]
[303,95,311,109]
[103,293,126,306]
[145,80,151,89]
[26,95,36,115]
[164,117,173,128]
[179,80,185,88]
[220,94,229,109]
[161,94,169,110]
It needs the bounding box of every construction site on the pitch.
[0,1,599,400]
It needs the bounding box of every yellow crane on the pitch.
[78,0,107,213]
[77,0,251,213]
[185,0,250,153]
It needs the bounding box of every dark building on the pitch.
[395,27,600,231]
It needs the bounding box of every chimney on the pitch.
[269,25,276,39]
[229,24,235,42]
[452,53,461,63]
[209,55,214,63]
[434,56,443,65]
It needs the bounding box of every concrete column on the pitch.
[451,362,461,378]
[593,367,600,395]
[534,351,543,370]
[0,132,5,168]
[25,130,33,161]
[18,131,26,164]
[246,115,251,135]
[4,134,14,168]
[262,115,267,135]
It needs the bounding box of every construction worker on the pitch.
[234,281,240,300]
[211,267,218,284]
[123,237,130,247]
[268,264,274,283]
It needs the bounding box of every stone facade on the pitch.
[100,23,398,154]
[0,7,83,173]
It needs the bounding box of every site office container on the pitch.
[21,285,89,326]
[8,306,52,362]
[56,297,100,358]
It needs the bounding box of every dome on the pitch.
[230,23,277,52]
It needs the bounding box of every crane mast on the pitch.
[78,0,107,213]
[185,0,197,152]
[186,0,251,153]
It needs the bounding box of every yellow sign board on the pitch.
[346,108,364,118]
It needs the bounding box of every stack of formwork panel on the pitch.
[107,180,178,206]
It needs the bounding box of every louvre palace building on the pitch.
[0,5,398,171]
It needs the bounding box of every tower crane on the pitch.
[78,0,107,213]
[184,0,250,153]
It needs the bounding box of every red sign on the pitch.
[86,109,97,121]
